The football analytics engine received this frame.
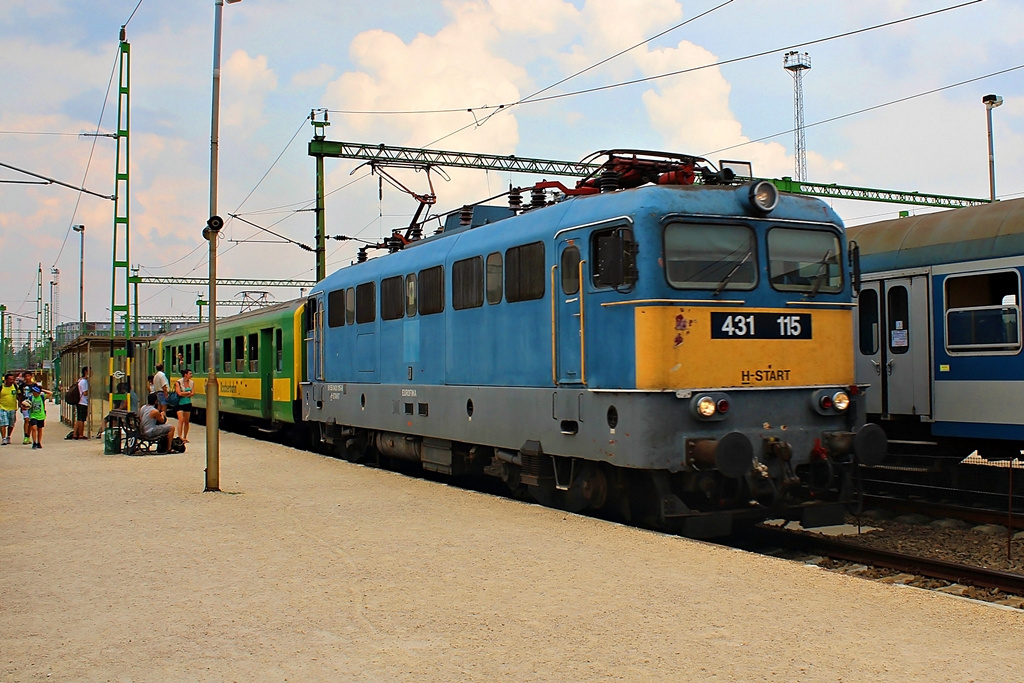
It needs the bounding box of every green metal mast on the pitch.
[109,28,133,409]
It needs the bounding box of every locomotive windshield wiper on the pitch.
[713,250,752,296]
[808,249,835,298]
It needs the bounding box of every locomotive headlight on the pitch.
[696,396,717,417]
[831,391,851,412]
[748,180,779,215]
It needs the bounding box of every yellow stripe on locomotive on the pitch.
[634,306,854,390]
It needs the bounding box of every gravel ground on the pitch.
[843,510,1024,574]
[4,407,1024,680]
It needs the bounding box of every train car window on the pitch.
[327,289,346,327]
[419,266,445,315]
[185,344,192,370]
[505,242,545,302]
[453,257,484,310]
[346,287,356,325]
[664,223,756,290]
[858,289,879,355]
[235,336,245,372]
[202,342,208,374]
[249,333,259,371]
[592,227,637,288]
[276,329,284,371]
[305,297,318,336]
[887,287,910,355]
[406,274,417,317]
[356,282,376,324]
[945,271,1021,353]
[560,246,581,295]
[193,343,200,371]
[223,338,231,373]
[381,276,405,320]
[767,228,842,294]
[486,252,502,304]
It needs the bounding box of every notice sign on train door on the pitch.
[710,312,812,339]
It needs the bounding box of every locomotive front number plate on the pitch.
[710,312,812,339]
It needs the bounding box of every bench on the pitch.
[105,409,165,455]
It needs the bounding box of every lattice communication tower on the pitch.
[783,51,811,181]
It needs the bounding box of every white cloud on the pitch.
[221,50,278,134]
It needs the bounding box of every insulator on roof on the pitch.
[459,205,473,226]
[530,187,546,209]
[597,170,621,193]
[508,188,522,213]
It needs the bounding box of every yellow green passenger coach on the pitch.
[149,299,306,432]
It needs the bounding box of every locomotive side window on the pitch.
[305,297,318,335]
[419,266,445,315]
[592,227,637,288]
[858,288,879,355]
[406,274,417,317]
[945,271,1021,353]
[505,242,545,302]
[453,257,484,310]
[767,228,842,294]
[486,252,502,304]
[346,287,356,325]
[327,289,346,327]
[381,276,405,321]
[561,246,581,295]
[664,222,756,290]
[356,282,376,324]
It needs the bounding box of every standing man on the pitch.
[0,373,18,445]
[74,367,90,440]
[153,363,170,415]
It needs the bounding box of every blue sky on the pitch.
[1,0,1021,326]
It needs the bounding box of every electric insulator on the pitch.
[508,189,522,213]
[530,187,546,208]
[597,170,621,193]
[357,247,368,263]
[460,205,473,226]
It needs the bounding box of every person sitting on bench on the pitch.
[139,392,173,452]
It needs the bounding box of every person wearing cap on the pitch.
[28,384,53,449]
[19,371,35,444]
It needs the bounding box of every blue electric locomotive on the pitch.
[303,150,886,537]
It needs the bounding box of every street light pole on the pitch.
[983,94,1003,203]
[72,224,85,331]
[205,0,240,492]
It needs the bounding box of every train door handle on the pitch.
[886,359,894,376]
[870,359,880,375]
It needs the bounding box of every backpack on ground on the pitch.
[64,383,80,405]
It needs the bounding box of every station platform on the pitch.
[2,407,1022,680]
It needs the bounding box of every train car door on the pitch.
[555,232,586,384]
[260,327,274,420]
[311,294,324,382]
[855,274,931,418]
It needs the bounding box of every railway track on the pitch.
[748,525,1024,598]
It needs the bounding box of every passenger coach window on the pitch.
[223,339,231,373]
[235,336,245,372]
[248,333,259,371]
[664,223,756,290]
[767,228,842,294]
[327,289,346,327]
[945,271,1021,352]
[453,257,484,310]
[381,276,405,320]
[561,246,581,295]
[486,252,502,304]
[887,286,910,356]
[276,329,284,371]
[419,266,445,315]
[356,282,376,324]
[858,289,879,355]
[506,242,545,302]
